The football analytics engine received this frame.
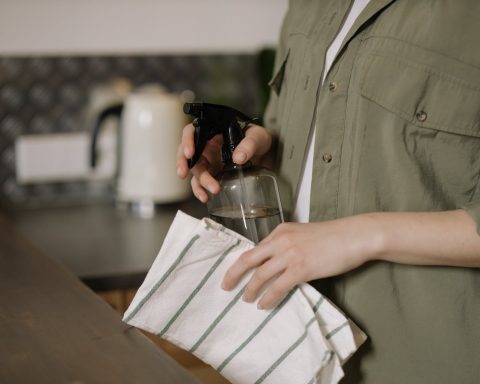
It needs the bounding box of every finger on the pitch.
[176,144,189,179]
[181,124,195,159]
[257,273,298,310]
[190,155,221,195]
[191,177,208,203]
[176,124,195,178]
[222,243,274,291]
[242,256,286,303]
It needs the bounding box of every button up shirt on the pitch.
[265,0,480,383]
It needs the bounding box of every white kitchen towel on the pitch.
[123,211,366,384]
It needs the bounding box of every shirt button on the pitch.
[328,82,337,92]
[416,110,427,122]
[322,153,333,163]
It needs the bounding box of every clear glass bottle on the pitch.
[208,163,284,243]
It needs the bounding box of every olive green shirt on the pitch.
[265,0,480,383]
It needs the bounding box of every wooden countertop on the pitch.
[8,200,207,291]
[0,213,199,384]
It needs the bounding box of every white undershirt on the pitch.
[293,0,371,223]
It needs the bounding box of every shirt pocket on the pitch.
[361,53,480,137]
[264,49,290,139]
[354,53,480,212]
[267,35,309,136]
[269,49,290,97]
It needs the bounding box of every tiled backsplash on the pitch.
[0,54,266,209]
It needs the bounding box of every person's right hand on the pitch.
[176,123,273,203]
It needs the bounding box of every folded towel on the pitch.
[123,211,366,384]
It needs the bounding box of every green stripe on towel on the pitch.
[254,296,325,383]
[255,316,317,383]
[326,321,348,340]
[158,239,241,337]
[190,283,248,353]
[311,296,324,313]
[305,350,334,384]
[124,235,200,323]
[217,287,298,372]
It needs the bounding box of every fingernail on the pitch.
[184,147,191,158]
[208,184,217,194]
[234,152,246,163]
[176,167,182,176]
[243,294,252,303]
[257,302,264,310]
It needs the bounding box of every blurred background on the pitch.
[0,2,288,382]
[0,0,288,209]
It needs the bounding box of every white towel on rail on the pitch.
[123,210,366,384]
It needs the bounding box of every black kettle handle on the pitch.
[90,103,123,168]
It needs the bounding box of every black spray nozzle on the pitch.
[183,102,257,168]
[183,102,203,117]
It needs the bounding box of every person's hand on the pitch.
[221,215,383,310]
[176,123,273,203]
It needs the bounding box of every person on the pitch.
[177,1,480,383]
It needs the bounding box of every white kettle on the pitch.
[90,85,191,211]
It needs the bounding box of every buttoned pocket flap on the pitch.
[360,54,480,137]
[269,49,290,96]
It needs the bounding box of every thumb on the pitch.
[232,125,272,165]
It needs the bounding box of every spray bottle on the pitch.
[184,102,284,243]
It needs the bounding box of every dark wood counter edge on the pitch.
[0,213,199,384]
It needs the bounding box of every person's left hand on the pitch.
[221,215,382,310]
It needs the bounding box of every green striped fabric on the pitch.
[254,296,326,383]
[326,322,349,340]
[158,239,241,337]
[123,211,365,384]
[123,234,200,323]
[190,283,248,353]
[217,287,298,372]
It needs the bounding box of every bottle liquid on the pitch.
[184,102,284,243]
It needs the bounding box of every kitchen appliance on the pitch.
[90,85,191,216]
[184,102,284,243]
